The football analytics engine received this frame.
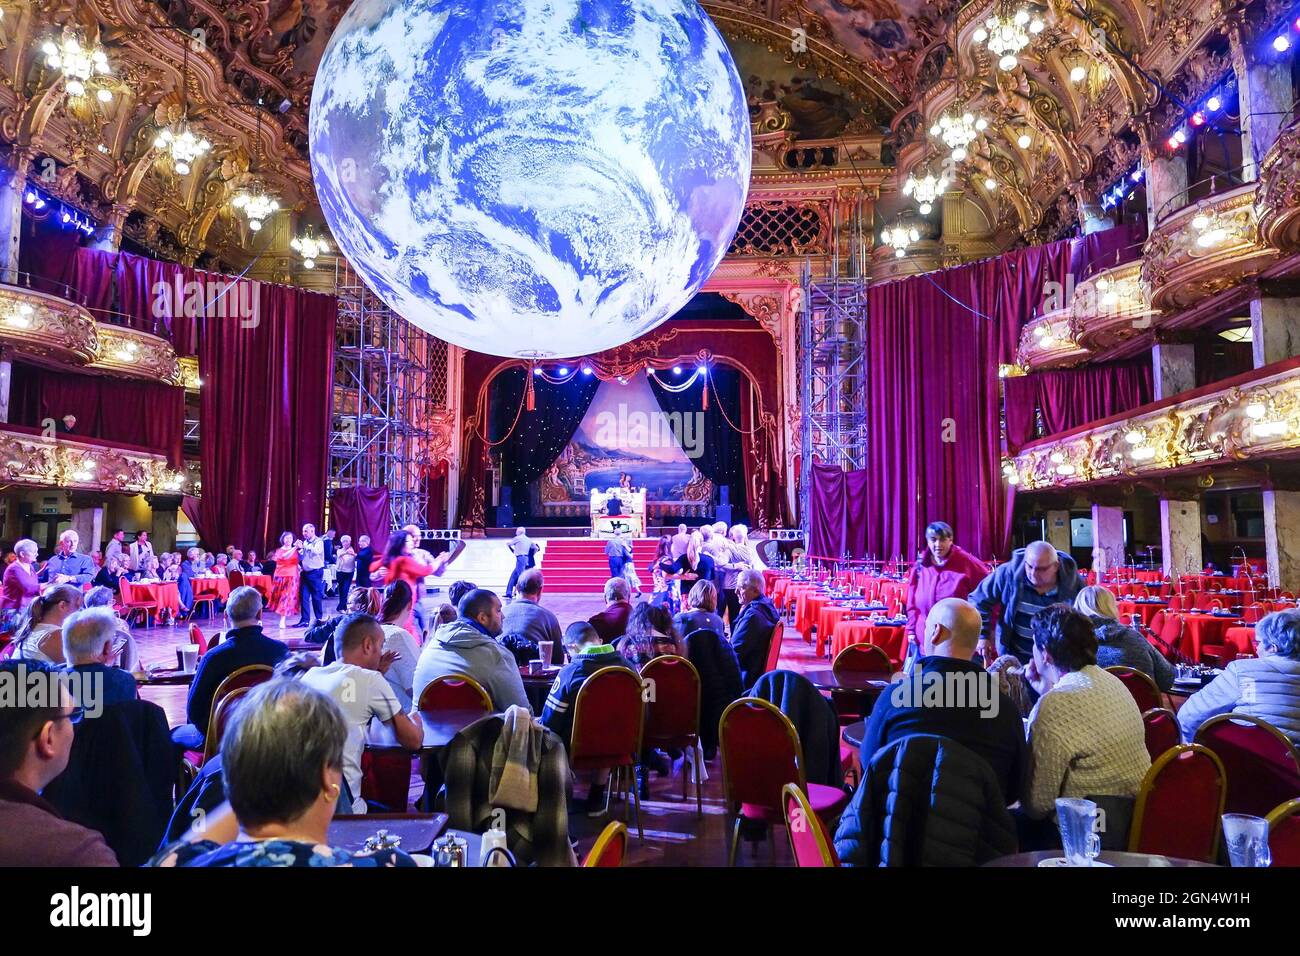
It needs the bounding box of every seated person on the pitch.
[541,621,631,748]
[11,585,84,665]
[82,585,139,673]
[60,607,139,709]
[730,569,780,691]
[1074,586,1175,691]
[180,586,289,748]
[588,577,634,644]
[301,613,423,813]
[377,581,422,709]
[152,680,416,865]
[858,598,1026,804]
[1022,605,1150,822]
[0,661,120,865]
[674,579,727,639]
[411,589,530,712]
[604,494,623,517]
[501,569,563,666]
[616,601,684,669]
[1177,607,1300,744]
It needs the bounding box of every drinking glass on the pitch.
[1056,797,1101,866]
[1222,814,1271,867]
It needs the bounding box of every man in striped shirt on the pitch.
[969,540,1084,665]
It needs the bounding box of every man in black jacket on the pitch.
[354,535,375,590]
[859,597,1026,804]
[730,569,780,691]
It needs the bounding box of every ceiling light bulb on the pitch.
[1207,96,1222,111]
[1246,402,1266,419]
[1274,35,1291,52]
[1017,134,1031,148]
[1070,65,1087,83]
[999,54,1018,70]
[973,27,988,42]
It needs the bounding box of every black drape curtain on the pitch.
[489,367,601,521]
[648,366,746,519]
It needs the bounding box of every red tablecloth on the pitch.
[1216,626,1257,664]
[242,573,274,603]
[192,577,230,601]
[1116,600,1168,627]
[124,580,180,616]
[817,604,870,657]
[830,621,906,667]
[1175,613,1244,662]
[797,592,832,638]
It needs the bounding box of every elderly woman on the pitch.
[151,679,416,867]
[674,579,727,639]
[1022,605,1150,821]
[11,584,84,664]
[905,521,990,654]
[0,538,41,612]
[1074,585,1175,691]
[1177,608,1300,744]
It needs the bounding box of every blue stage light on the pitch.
[672,365,681,374]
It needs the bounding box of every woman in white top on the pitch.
[12,584,84,664]
[378,580,422,710]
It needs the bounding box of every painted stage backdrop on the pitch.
[539,374,713,519]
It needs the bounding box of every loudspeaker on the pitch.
[715,504,733,527]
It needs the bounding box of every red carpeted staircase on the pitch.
[539,538,660,593]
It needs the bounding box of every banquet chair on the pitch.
[199,664,274,763]
[763,621,785,674]
[582,821,629,868]
[201,686,254,764]
[640,655,704,815]
[1266,798,1300,867]
[1165,595,1183,613]
[570,666,645,842]
[1153,613,1186,662]
[1105,665,1163,713]
[184,586,220,623]
[1194,714,1300,817]
[187,623,209,656]
[1141,707,1181,763]
[1243,604,1265,625]
[1127,744,1226,863]
[118,576,157,628]
[417,673,493,713]
[782,782,840,867]
[228,569,245,590]
[360,748,414,812]
[718,697,849,866]
[831,642,893,723]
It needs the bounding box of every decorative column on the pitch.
[1070,181,1113,235]
[1226,12,1294,179]
[0,147,33,284]
[1263,489,1300,592]
[1045,509,1072,553]
[0,346,11,424]
[1091,504,1126,573]
[1160,498,1202,579]
[1250,293,1300,367]
[68,491,106,555]
[1151,340,1197,400]
[1138,121,1188,231]
[145,493,183,553]
[88,204,131,252]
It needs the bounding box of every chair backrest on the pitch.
[117,576,140,604]
[1148,609,1167,636]
[188,623,208,655]
[782,783,839,867]
[202,685,253,762]
[1244,604,1264,624]
[205,664,274,752]
[1128,744,1226,862]
[719,697,803,813]
[1142,707,1181,762]
[1195,714,1300,817]
[764,621,784,673]
[1266,798,1300,868]
[417,673,492,713]
[228,569,245,590]
[639,655,700,747]
[1157,613,1185,659]
[582,821,629,867]
[1106,665,1162,713]
[833,642,892,677]
[570,666,645,765]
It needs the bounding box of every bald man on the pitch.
[968,540,1084,666]
[857,598,1026,804]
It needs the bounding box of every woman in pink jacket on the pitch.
[905,522,991,651]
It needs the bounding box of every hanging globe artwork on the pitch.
[309,0,752,358]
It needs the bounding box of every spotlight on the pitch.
[984,178,997,190]
[1191,111,1205,126]
[672,365,682,374]
[533,368,542,376]
[1206,95,1222,112]
[1173,129,1187,144]
[1017,134,1031,149]
[581,366,592,376]
[557,366,568,376]
[1274,35,1291,52]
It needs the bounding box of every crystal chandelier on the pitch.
[154,123,211,176]
[290,228,331,269]
[903,168,948,215]
[881,221,920,258]
[41,35,113,102]
[930,109,987,162]
[231,186,280,231]
[972,5,1045,71]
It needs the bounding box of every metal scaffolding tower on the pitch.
[330,260,449,529]
[799,194,869,548]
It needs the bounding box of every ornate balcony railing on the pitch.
[0,426,194,496]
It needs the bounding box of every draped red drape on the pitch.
[330,486,391,549]
[1004,361,1154,453]
[194,281,335,552]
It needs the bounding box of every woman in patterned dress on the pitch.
[270,531,301,629]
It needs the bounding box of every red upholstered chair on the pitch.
[1153,613,1186,662]
[582,821,629,867]
[417,673,492,713]
[228,569,245,590]
[200,664,274,763]
[1106,665,1162,713]
[570,666,645,841]
[187,623,209,656]
[360,748,414,812]
[719,697,849,866]
[118,577,157,628]
[640,655,704,815]
[783,782,840,867]
[831,642,893,723]
[1142,707,1181,762]
[1128,744,1227,863]
[1166,595,1183,613]
[184,585,219,623]
[1195,714,1300,817]
[1266,799,1300,867]
[200,685,253,764]
[763,621,785,674]
[1243,604,1265,625]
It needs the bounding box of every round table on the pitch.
[520,666,560,713]
[240,573,275,603]
[841,719,867,749]
[192,576,231,601]
[984,850,1216,867]
[1116,600,1167,627]
[124,579,181,617]
[803,668,893,693]
[829,621,907,665]
[1176,612,1245,661]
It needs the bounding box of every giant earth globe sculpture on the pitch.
[309,0,752,358]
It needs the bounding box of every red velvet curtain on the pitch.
[1004,362,1154,453]
[330,486,390,549]
[194,281,335,552]
[8,362,184,466]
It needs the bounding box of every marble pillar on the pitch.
[1152,342,1197,400]
[1250,295,1300,368]
[1263,489,1300,592]
[1091,505,1126,573]
[1160,499,1202,579]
